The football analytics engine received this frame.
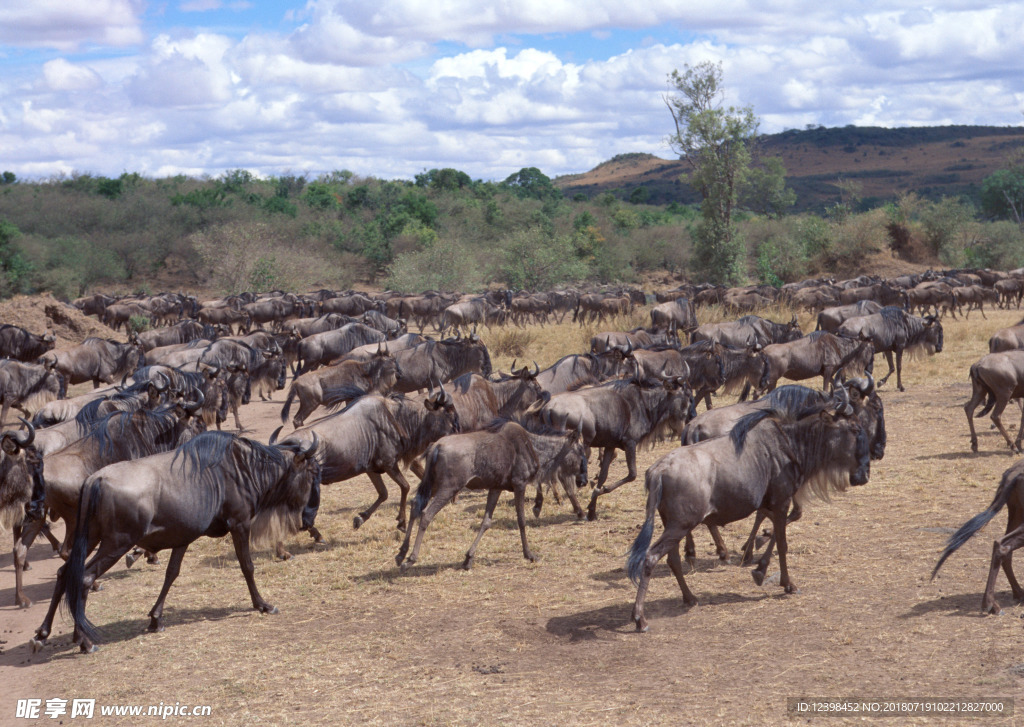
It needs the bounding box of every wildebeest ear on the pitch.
[924,315,937,326]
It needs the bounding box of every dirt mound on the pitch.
[0,294,123,347]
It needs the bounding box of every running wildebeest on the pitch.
[627,389,871,631]
[30,430,322,653]
[964,350,1024,453]
[274,386,461,533]
[837,306,942,392]
[395,420,587,571]
[932,459,1024,615]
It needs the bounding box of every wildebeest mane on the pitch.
[82,405,189,459]
[172,431,288,491]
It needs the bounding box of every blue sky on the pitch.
[1,1,1022,182]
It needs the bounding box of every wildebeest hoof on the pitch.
[22,562,30,571]
[29,637,45,653]
[147,622,165,633]
[399,560,410,573]
[532,505,542,519]
[80,644,99,654]
[91,583,103,592]
[751,569,766,586]
[259,604,279,615]
[353,515,364,529]
[525,554,537,563]
[462,556,473,570]
[784,585,800,594]
[125,552,138,568]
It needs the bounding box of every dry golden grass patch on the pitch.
[8,305,1024,726]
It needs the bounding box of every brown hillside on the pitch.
[556,125,1024,212]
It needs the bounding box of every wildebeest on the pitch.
[294,323,388,376]
[25,400,207,565]
[275,386,461,532]
[837,306,943,392]
[41,337,145,389]
[0,325,56,362]
[525,377,695,520]
[650,298,697,342]
[988,319,1024,353]
[30,430,321,653]
[963,350,1024,453]
[534,349,632,395]
[815,300,883,333]
[445,367,545,432]
[757,332,873,396]
[0,419,44,608]
[390,336,492,394]
[0,359,66,426]
[691,315,802,349]
[137,320,220,351]
[395,420,587,571]
[281,346,402,428]
[440,298,506,333]
[932,459,1024,614]
[590,328,669,354]
[627,391,870,631]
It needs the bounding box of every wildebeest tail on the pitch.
[280,382,298,423]
[64,478,102,646]
[932,468,1019,579]
[627,468,664,586]
[411,446,440,520]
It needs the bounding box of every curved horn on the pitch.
[184,389,205,413]
[155,372,170,392]
[532,361,539,378]
[300,432,320,460]
[510,359,517,375]
[13,418,35,448]
[269,426,282,445]
[833,385,853,416]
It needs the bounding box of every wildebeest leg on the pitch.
[31,563,69,651]
[964,384,988,453]
[772,505,798,594]
[705,525,730,562]
[588,444,636,521]
[988,398,1018,453]
[632,523,693,632]
[147,545,188,632]
[1013,400,1024,453]
[895,349,906,392]
[463,489,501,570]
[385,467,414,531]
[684,532,696,569]
[982,527,1024,615]
[875,351,895,388]
[514,484,536,563]
[666,540,698,606]
[229,527,277,614]
[13,524,31,608]
[397,489,450,571]
[353,471,391,529]
[533,485,544,518]
[556,479,584,520]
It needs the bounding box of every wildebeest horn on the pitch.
[532,361,539,377]
[13,418,35,448]
[184,389,205,413]
[510,358,518,374]
[832,386,854,416]
[269,426,282,445]
[155,372,170,392]
[300,432,320,460]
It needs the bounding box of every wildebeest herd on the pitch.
[3,266,1024,655]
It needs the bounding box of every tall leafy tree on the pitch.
[981,149,1024,226]
[665,61,758,283]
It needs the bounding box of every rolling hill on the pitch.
[554,125,1024,213]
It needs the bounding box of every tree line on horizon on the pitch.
[0,116,1023,299]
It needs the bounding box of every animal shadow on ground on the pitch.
[590,557,728,588]
[22,606,243,662]
[899,591,1010,619]
[916,449,1017,460]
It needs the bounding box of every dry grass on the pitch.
[7,304,1024,726]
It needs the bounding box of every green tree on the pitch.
[981,149,1024,226]
[665,61,758,283]
[501,167,562,202]
[743,156,796,218]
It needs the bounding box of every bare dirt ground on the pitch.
[4,307,1024,725]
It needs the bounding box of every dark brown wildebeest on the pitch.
[989,319,1024,353]
[590,328,670,354]
[137,321,220,351]
[525,377,695,520]
[197,305,250,334]
[41,337,145,389]
[294,323,388,376]
[281,346,402,428]
[100,302,152,332]
[757,332,873,396]
[0,420,46,608]
[331,332,426,364]
[275,386,460,532]
[390,336,492,394]
[815,300,883,333]
[440,298,506,333]
[0,359,66,426]
[837,282,906,308]
[72,294,116,318]
[789,285,839,311]
[932,459,1024,615]
[25,400,207,566]
[691,315,801,349]
[288,313,357,338]
[535,349,633,395]
[320,293,381,317]
[627,391,871,631]
[963,350,1024,453]
[995,278,1023,309]
[31,430,321,653]
[509,294,553,327]
[0,325,56,362]
[952,285,998,319]
[680,379,886,565]
[444,367,545,432]
[907,281,958,318]
[362,310,407,336]
[395,420,587,571]
[650,298,697,342]
[837,306,942,392]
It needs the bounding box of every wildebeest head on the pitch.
[843,374,886,461]
[824,387,871,487]
[424,381,460,433]
[923,315,943,353]
[372,344,402,389]
[1,419,37,529]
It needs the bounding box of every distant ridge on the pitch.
[554,125,1024,213]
